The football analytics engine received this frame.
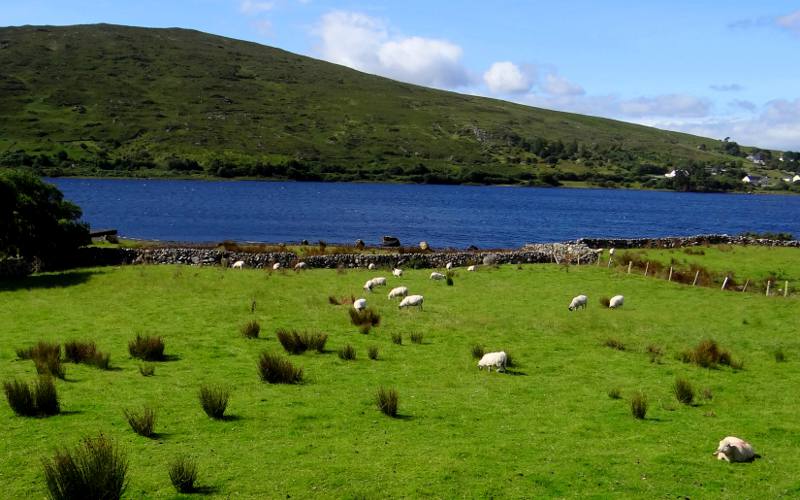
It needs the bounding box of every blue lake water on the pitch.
[48,178,800,248]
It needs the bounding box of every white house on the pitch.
[794,174,800,183]
[664,169,689,178]
[742,174,769,186]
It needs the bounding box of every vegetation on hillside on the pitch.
[1,24,796,191]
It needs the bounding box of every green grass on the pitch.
[1,256,799,497]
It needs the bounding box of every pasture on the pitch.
[1,252,799,498]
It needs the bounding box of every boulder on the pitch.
[382,236,401,247]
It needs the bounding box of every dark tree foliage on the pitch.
[0,169,89,260]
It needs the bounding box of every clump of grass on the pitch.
[16,341,60,361]
[128,334,165,361]
[338,344,356,360]
[604,338,626,351]
[410,332,424,344]
[607,387,622,399]
[730,358,744,371]
[64,340,110,370]
[359,324,372,335]
[630,391,648,419]
[679,339,732,368]
[471,344,485,360]
[446,276,454,286]
[34,353,66,380]
[646,344,664,363]
[275,329,328,354]
[701,388,713,401]
[391,333,403,345]
[168,456,198,493]
[123,406,157,437]
[43,434,128,500]
[505,352,516,368]
[673,377,695,405]
[328,295,340,305]
[305,332,328,352]
[241,320,261,339]
[599,297,611,307]
[774,348,786,362]
[257,352,303,384]
[139,363,155,377]
[348,308,381,327]
[199,385,229,420]
[368,346,379,360]
[3,376,60,417]
[376,387,398,417]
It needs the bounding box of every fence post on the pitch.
[785,281,789,297]
[627,261,632,274]
[597,253,601,266]
[577,254,581,266]
[693,270,700,286]
[742,279,749,293]
[668,267,673,282]
[766,280,771,296]
[607,257,613,268]
[721,276,729,291]
[644,262,649,277]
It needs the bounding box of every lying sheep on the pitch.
[368,263,377,270]
[232,260,245,269]
[714,436,757,462]
[430,272,446,280]
[398,294,423,310]
[568,294,588,311]
[609,295,624,309]
[392,268,403,277]
[467,265,476,272]
[478,351,507,372]
[294,262,307,270]
[353,298,367,311]
[388,286,408,299]
[272,262,281,270]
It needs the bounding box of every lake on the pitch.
[48,178,800,248]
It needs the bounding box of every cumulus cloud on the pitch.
[777,10,800,34]
[710,83,743,92]
[314,11,469,88]
[483,62,532,94]
[541,73,585,97]
[240,0,274,15]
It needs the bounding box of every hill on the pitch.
[0,24,783,190]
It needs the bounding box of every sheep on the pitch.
[467,265,476,272]
[609,248,616,256]
[388,286,409,299]
[568,294,588,311]
[445,262,454,270]
[272,262,281,270]
[398,294,423,310]
[713,436,757,462]
[430,272,446,280]
[294,262,307,270]
[363,277,387,292]
[392,268,403,277]
[478,351,507,372]
[363,279,375,292]
[353,298,367,311]
[231,260,245,269]
[609,295,624,308]
[368,263,377,270]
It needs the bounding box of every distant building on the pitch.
[746,154,767,166]
[742,174,768,186]
[664,169,689,178]
[794,174,800,183]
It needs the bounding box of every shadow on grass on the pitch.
[219,414,243,422]
[0,270,98,292]
[503,369,527,376]
[192,485,221,495]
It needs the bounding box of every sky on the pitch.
[3,1,800,150]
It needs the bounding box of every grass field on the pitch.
[2,250,800,498]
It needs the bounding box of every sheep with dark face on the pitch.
[568,295,588,311]
[713,436,757,462]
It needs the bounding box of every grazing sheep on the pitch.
[467,265,476,272]
[392,268,403,277]
[353,298,367,311]
[445,262,454,270]
[272,262,281,270]
[363,279,375,292]
[568,294,588,311]
[714,436,757,462]
[294,262,307,270]
[371,277,387,286]
[430,272,446,280]
[609,295,624,309]
[388,286,409,299]
[368,263,377,270]
[478,351,507,372]
[231,260,245,269]
[398,294,423,310]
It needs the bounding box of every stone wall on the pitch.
[570,234,800,249]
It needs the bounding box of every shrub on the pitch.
[600,297,611,308]
[410,332,423,344]
[3,377,57,417]
[391,333,403,345]
[376,387,398,417]
[42,434,128,500]
[646,344,664,363]
[139,363,155,377]
[775,348,786,362]
[168,455,198,493]
[257,352,303,384]
[199,385,229,420]
[471,344,485,360]
[607,387,622,399]
[348,308,381,327]
[128,334,165,361]
[604,338,626,351]
[673,377,695,405]
[123,406,157,437]
[680,339,733,368]
[241,320,261,339]
[338,344,356,360]
[630,391,648,419]
[368,346,379,360]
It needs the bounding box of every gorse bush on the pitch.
[630,391,648,419]
[673,377,695,405]
[241,320,261,339]
[139,363,155,377]
[128,334,165,361]
[680,339,732,368]
[410,332,423,344]
[338,344,356,360]
[168,455,198,493]
[42,434,128,500]
[257,352,303,384]
[471,344,485,360]
[199,385,229,419]
[368,345,379,360]
[275,329,328,354]
[348,308,381,327]
[391,333,403,345]
[376,387,399,417]
[3,376,60,417]
[123,406,157,437]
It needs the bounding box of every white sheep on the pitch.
[353,298,367,311]
[568,294,588,311]
[445,262,454,270]
[608,295,624,308]
[713,436,757,462]
[392,268,403,277]
[368,263,377,270]
[294,262,307,270]
[467,265,476,272]
[398,294,423,309]
[371,277,387,286]
[388,286,409,299]
[609,248,616,256]
[478,351,507,372]
[430,272,446,280]
[231,260,245,269]
[272,262,281,270]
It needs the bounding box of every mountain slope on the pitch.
[0,23,754,188]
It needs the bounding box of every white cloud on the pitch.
[314,11,469,89]
[240,0,274,15]
[777,10,800,34]
[483,62,532,94]
[541,73,584,97]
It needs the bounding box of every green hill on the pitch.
[0,24,768,189]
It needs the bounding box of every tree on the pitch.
[0,170,89,261]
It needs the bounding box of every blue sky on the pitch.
[3,1,800,150]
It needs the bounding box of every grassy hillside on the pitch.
[0,24,769,190]
[2,251,799,497]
